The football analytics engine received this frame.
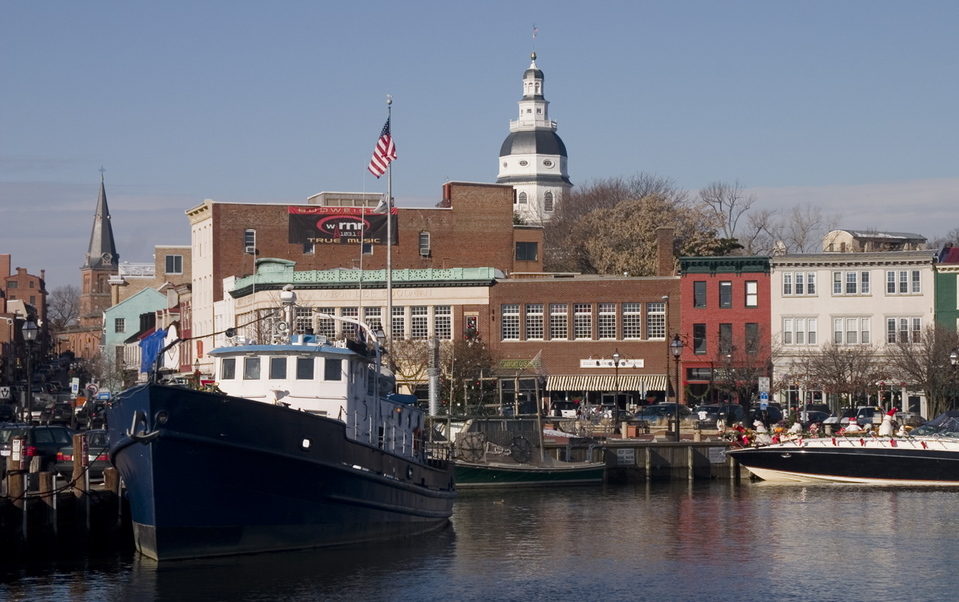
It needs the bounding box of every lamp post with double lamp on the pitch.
[611,349,622,424]
[950,348,958,410]
[21,319,38,423]
[669,334,684,441]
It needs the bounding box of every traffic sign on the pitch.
[86,383,99,396]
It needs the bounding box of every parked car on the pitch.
[800,410,832,429]
[40,402,74,426]
[823,407,856,429]
[0,424,77,477]
[55,429,109,481]
[637,403,692,424]
[896,411,926,428]
[75,400,108,429]
[692,404,745,426]
[748,405,784,426]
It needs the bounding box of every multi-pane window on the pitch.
[549,303,568,340]
[693,282,707,308]
[887,317,921,343]
[846,272,858,294]
[622,303,641,339]
[861,272,870,294]
[341,307,358,339]
[544,191,554,212]
[411,306,429,339]
[745,323,759,354]
[392,306,406,340]
[887,270,921,294]
[294,307,313,334]
[598,303,616,340]
[646,302,666,339]
[783,318,817,345]
[501,304,520,341]
[316,308,336,339]
[573,304,592,340]
[785,272,817,296]
[244,228,256,252]
[525,304,544,340]
[745,281,758,307]
[693,323,707,355]
[835,317,870,344]
[833,272,842,295]
[165,254,183,275]
[719,281,732,308]
[434,306,452,340]
[364,307,383,335]
[115,318,125,333]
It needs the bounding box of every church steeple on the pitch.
[78,171,120,330]
[497,52,572,223]
[83,171,119,270]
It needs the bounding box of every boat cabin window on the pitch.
[296,357,314,380]
[244,357,260,380]
[221,358,236,379]
[270,357,287,379]
[325,358,342,381]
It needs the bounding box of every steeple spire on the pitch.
[83,171,119,269]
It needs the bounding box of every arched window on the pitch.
[518,192,528,204]
[544,191,554,212]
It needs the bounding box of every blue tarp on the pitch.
[139,329,168,373]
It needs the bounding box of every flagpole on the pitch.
[385,96,393,343]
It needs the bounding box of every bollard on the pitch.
[39,472,55,530]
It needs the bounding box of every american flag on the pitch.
[367,118,396,178]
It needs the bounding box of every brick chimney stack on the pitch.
[656,227,676,277]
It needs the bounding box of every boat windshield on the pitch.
[909,412,959,438]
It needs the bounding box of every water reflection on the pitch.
[2,482,959,601]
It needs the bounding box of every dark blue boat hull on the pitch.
[107,384,456,560]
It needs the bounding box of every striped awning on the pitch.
[546,375,668,393]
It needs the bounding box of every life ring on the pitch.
[413,426,422,454]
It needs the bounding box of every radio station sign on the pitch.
[288,206,398,246]
[580,358,644,369]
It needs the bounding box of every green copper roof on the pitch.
[230,258,502,297]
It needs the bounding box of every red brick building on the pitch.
[486,228,680,415]
[678,256,772,408]
[187,182,544,368]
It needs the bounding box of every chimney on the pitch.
[656,227,676,277]
[0,254,9,279]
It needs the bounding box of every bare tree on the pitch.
[884,324,959,417]
[389,338,431,395]
[698,180,756,241]
[440,334,499,416]
[793,342,882,407]
[47,285,80,332]
[543,174,689,272]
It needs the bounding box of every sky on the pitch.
[2,1,957,290]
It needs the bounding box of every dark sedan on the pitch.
[55,429,110,482]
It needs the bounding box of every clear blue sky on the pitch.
[2,1,957,290]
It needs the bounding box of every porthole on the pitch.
[519,160,528,167]
[543,159,553,168]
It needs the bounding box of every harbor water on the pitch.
[1,480,957,601]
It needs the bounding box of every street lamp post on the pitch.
[670,334,684,441]
[950,348,958,410]
[611,349,621,424]
[21,319,38,423]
